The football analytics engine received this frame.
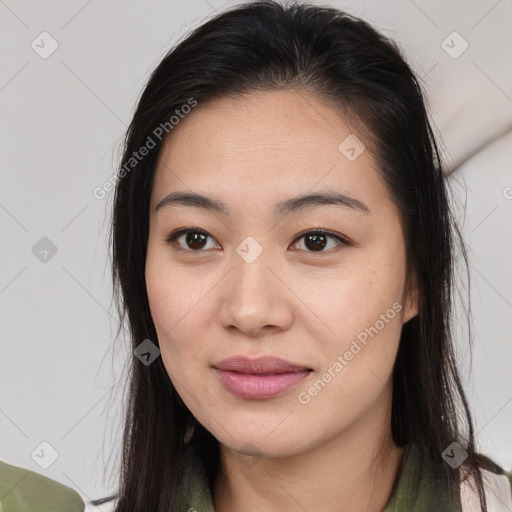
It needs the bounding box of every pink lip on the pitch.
[213,355,311,373]
[213,356,312,399]
[215,369,310,399]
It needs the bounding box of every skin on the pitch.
[145,89,418,512]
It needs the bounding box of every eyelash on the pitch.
[165,227,351,254]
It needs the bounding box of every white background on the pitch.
[1,1,511,509]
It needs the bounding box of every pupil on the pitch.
[187,232,206,250]
[306,234,326,251]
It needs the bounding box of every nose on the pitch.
[218,248,293,337]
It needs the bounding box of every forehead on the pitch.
[151,90,386,212]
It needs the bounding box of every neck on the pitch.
[212,393,404,512]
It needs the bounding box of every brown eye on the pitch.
[291,230,349,253]
[166,228,220,251]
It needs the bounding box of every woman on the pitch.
[94,1,512,510]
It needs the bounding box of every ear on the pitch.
[402,271,419,324]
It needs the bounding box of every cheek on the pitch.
[145,248,218,386]
[298,243,406,394]
[296,268,404,430]
[302,253,406,347]
[145,244,213,335]
[145,267,212,407]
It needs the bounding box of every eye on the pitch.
[290,229,350,253]
[165,228,350,253]
[166,227,220,251]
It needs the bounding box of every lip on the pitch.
[213,355,311,374]
[213,356,312,399]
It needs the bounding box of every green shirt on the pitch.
[0,460,85,512]
[2,444,511,510]
[173,441,464,511]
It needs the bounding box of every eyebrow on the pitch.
[155,190,370,216]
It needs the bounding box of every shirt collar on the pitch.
[173,441,463,511]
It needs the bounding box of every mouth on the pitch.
[212,355,313,399]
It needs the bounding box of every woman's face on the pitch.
[145,90,417,458]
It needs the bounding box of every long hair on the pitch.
[96,1,496,509]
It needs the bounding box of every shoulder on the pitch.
[0,459,85,512]
[460,467,512,512]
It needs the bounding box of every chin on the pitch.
[212,424,308,459]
